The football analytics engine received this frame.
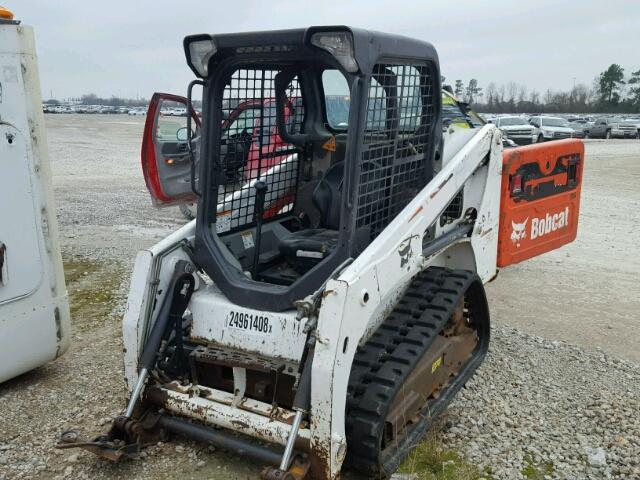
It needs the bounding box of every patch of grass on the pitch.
[521,454,554,479]
[63,257,124,332]
[63,258,100,284]
[399,436,494,480]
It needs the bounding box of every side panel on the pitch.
[0,24,70,383]
[189,285,306,363]
[0,124,43,302]
[498,139,584,267]
[122,221,196,391]
[122,250,154,391]
[311,126,499,479]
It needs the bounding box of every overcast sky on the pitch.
[14,0,640,100]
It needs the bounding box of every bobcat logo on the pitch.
[398,237,413,269]
[511,218,528,248]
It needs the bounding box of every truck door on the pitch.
[141,93,201,206]
[0,124,44,304]
[592,119,604,137]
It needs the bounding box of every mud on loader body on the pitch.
[58,27,584,479]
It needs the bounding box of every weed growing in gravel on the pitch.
[521,454,554,479]
[64,257,124,331]
[399,435,494,480]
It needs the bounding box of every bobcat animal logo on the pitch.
[511,218,528,248]
[398,237,413,269]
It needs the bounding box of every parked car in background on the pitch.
[493,116,536,144]
[588,117,638,139]
[567,123,586,139]
[53,105,73,114]
[568,118,591,137]
[529,116,576,142]
[625,117,640,138]
[100,105,119,114]
[481,113,497,123]
[128,107,146,116]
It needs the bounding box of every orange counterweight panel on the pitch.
[497,139,584,267]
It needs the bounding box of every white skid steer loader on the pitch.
[58,27,584,480]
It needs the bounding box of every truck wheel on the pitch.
[179,203,196,220]
[537,134,545,143]
[606,130,611,139]
[635,131,639,140]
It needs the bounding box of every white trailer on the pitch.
[0,9,70,383]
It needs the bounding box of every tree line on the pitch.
[44,94,149,107]
[43,93,204,108]
[44,63,640,115]
[447,64,640,114]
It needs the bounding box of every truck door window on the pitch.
[157,102,195,142]
[225,107,261,139]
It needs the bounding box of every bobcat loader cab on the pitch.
[0,8,71,383]
[60,27,585,480]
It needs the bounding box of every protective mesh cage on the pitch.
[356,63,435,239]
[440,190,464,226]
[216,69,303,234]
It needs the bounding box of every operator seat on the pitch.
[278,162,343,273]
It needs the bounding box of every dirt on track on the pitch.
[1,115,639,480]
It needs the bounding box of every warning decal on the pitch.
[322,136,337,152]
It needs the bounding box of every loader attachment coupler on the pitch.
[56,261,195,460]
[57,413,164,462]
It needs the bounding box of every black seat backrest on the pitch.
[312,161,344,230]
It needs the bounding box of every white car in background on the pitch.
[493,116,536,144]
[530,116,576,142]
[128,107,146,116]
[626,117,640,138]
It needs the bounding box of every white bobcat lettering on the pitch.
[531,207,570,240]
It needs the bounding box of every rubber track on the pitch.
[344,267,489,477]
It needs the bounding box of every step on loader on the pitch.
[58,26,584,479]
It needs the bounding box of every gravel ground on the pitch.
[1,115,639,479]
[444,326,640,479]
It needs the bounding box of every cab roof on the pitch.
[184,26,439,78]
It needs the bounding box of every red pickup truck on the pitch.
[145,93,304,218]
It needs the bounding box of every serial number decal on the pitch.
[226,310,273,334]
